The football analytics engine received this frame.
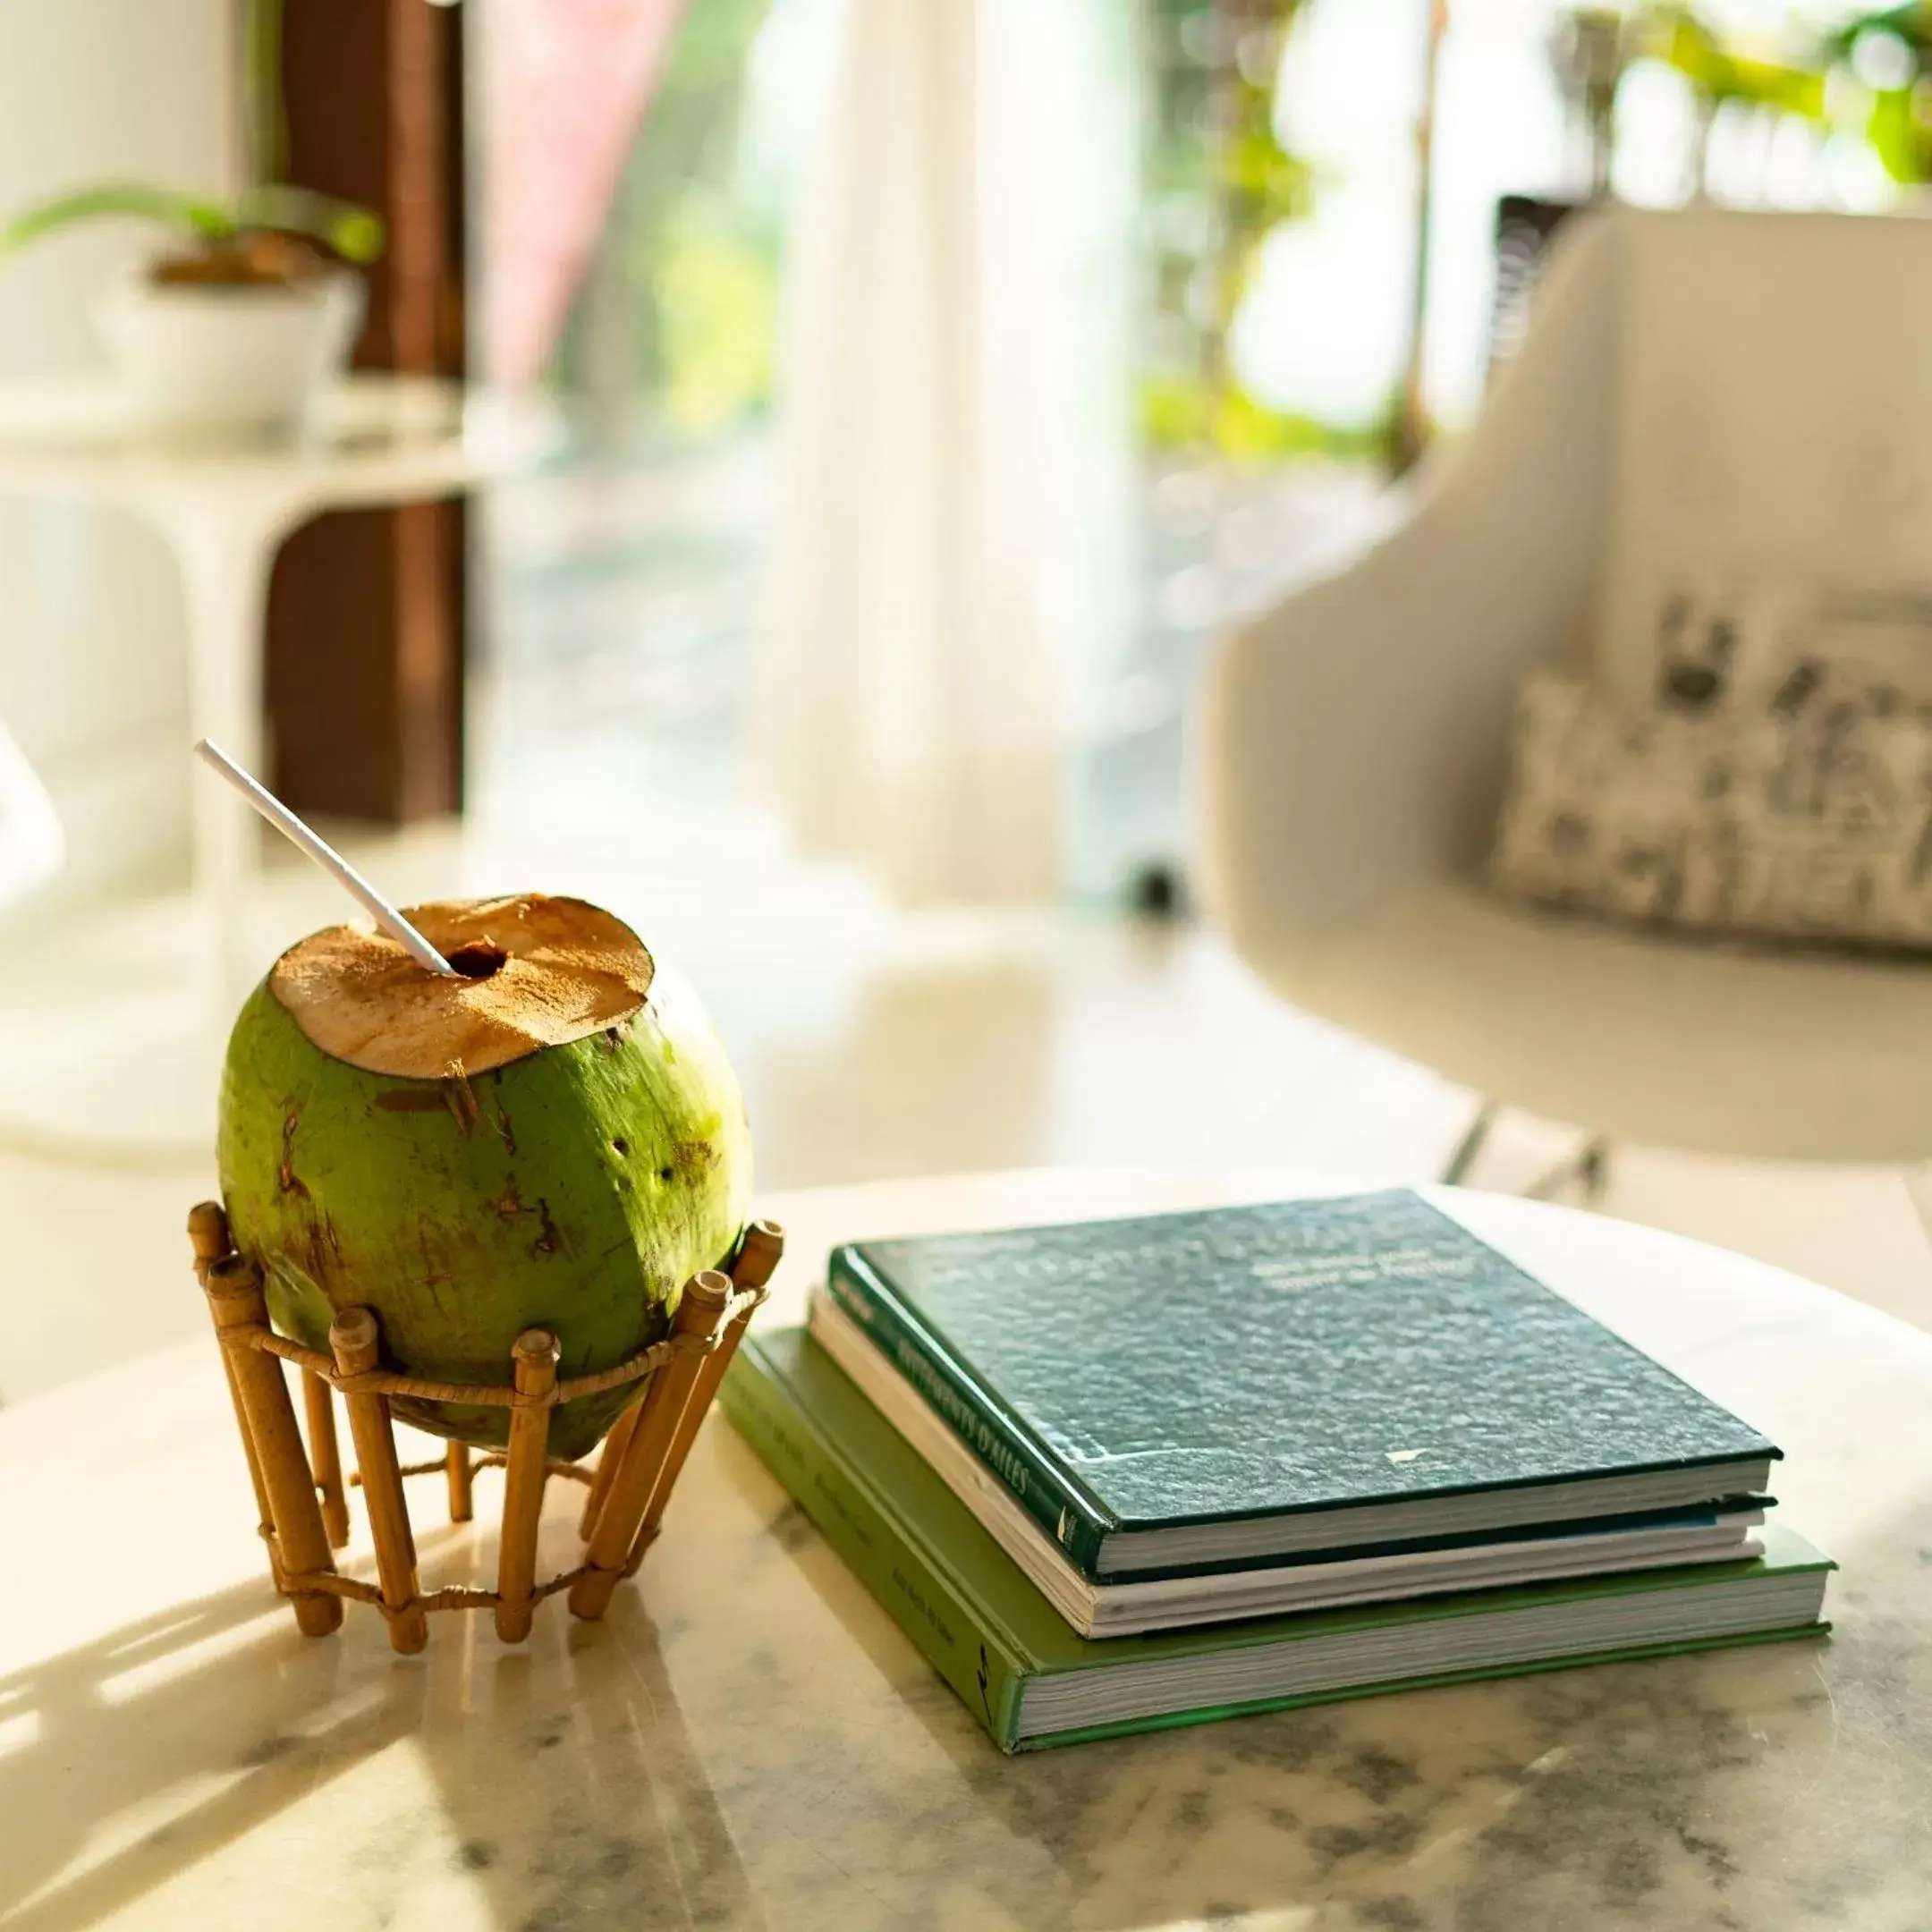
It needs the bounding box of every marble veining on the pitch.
[3,1179,1929,1931]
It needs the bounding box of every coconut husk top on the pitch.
[270,894,656,1078]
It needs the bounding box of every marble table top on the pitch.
[2,1168,1927,1932]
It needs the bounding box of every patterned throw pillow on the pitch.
[1490,584,1932,950]
[1649,580,1932,722]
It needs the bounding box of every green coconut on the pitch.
[216,894,752,1461]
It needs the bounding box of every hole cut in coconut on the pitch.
[446,942,508,980]
[269,894,655,1078]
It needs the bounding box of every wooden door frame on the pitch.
[266,0,468,823]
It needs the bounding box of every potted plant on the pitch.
[0,0,384,441]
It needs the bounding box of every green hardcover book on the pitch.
[825,1189,1778,1580]
[721,1327,1832,1754]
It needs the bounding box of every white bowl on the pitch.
[94,267,365,443]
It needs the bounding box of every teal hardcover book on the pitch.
[721,1328,1831,1753]
[807,1291,1773,1637]
[825,1189,1778,1580]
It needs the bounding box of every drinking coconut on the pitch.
[217,894,751,1460]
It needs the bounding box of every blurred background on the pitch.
[6,0,1932,1399]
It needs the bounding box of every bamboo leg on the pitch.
[198,1250,343,1637]
[446,1442,475,1523]
[329,1308,427,1654]
[581,1222,783,1546]
[495,1329,561,1643]
[187,1201,232,1275]
[188,1204,275,1543]
[569,1271,733,1621]
[578,1395,641,1542]
[303,1371,352,1549]
[629,1222,785,1566]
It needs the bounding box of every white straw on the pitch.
[194,738,462,978]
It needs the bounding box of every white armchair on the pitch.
[1201,208,1932,1165]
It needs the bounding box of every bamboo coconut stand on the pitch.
[188,1201,784,1651]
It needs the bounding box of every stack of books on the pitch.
[722,1189,1831,1752]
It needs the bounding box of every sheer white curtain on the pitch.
[756,0,1133,904]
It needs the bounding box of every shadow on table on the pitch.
[0,1578,381,1930]
[0,1514,756,1932]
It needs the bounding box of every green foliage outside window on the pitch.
[651,191,777,434]
[1572,3,1932,192]
[1139,0,1326,462]
[551,0,779,435]
[578,0,1932,464]
[1818,4,1932,182]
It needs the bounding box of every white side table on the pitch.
[0,373,531,994]
[0,376,539,1159]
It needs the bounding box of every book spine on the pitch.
[719,1347,1030,1753]
[825,1250,1115,1578]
